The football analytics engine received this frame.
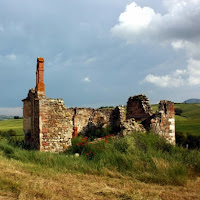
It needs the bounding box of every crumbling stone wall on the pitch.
[142,100,175,144]
[71,108,93,136]
[22,57,115,152]
[112,106,126,132]
[23,58,176,152]
[39,98,73,152]
[23,58,74,152]
[23,89,37,148]
[23,91,74,152]
[70,108,113,136]
[126,94,153,121]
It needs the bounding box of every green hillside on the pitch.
[0,119,23,136]
[175,103,200,136]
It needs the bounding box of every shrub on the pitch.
[175,108,183,116]
[0,139,15,158]
[0,129,16,138]
[176,132,200,149]
[187,134,200,149]
[67,135,114,160]
[0,129,24,148]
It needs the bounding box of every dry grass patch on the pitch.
[0,156,200,200]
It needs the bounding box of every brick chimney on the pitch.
[35,57,45,98]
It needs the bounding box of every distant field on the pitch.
[174,103,200,136]
[0,103,199,137]
[152,103,200,136]
[0,119,23,135]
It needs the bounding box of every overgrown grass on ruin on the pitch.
[0,132,199,186]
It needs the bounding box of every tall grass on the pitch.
[0,132,199,186]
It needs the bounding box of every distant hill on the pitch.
[0,115,13,121]
[183,99,200,104]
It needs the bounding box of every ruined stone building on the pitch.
[22,58,175,152]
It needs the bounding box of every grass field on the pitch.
[0,106,200,199]
[0,133,200,199]
[0,155,199,200]
[175,103,200,136]
[0,119,23,136]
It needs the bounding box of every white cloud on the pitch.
[111,2,161,42]
[187,58,200,85]
[171,40,185,49]
[145,58,200,87]
[6,54,17,60]
[112,0,200,43]
[144,74,185,88]
[82,77,91,82]
[174,69,187,76]
[112,0,200,88]
[84,57,96,64]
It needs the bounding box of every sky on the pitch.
[0,0,200,116]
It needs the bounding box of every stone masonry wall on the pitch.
[23,90,115,152]
[112,106,126,133]
[73,108,113,135]
[23,89,39,149]
[126,94,153,121]
[142,100,175,144]
[23,91,33,147]
[73,108,93,135]
[38,98,73,152]
[23,58,176,153]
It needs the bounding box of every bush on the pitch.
[67,135,114,160]
[175,108,183,116]
[0,139,15,158]
[0,130,24,148]
[0,129,16,138]
[187,134,200,149]
[176,132,200,149]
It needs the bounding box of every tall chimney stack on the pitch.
[36,57,45,98]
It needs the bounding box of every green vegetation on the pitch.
[0,119,23,136]
[98,106,114,109]
[174,108,183,116]
[0,108,200,199]
[0,133,199,187]
[174,103,200,136]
